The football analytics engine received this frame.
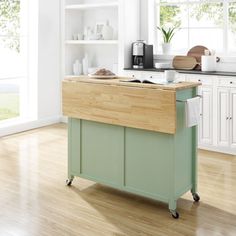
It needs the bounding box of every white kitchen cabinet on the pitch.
[186,75,215,147]
[218,88,230,147]
[122,70,141,79]
[230,89,236,149]
[217,87,236,151]
[122,70,186,82]
[140,71,163,79]
[199,86,213,145]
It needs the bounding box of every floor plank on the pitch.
[0,124,236,236]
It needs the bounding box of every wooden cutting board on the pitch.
[173,56,198,70]
[187,45,209,70]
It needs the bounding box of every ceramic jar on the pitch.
[102,20,113,40]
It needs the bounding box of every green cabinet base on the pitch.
[67,88,199,217]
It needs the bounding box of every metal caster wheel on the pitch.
[192,193,200,202]
[66,179,73,186]
[170,210,179,219]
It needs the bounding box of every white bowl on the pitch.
[155,62,171,69]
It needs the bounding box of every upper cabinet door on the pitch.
[230,89,236,149]
[217,88,230,147]
[199,86,213,145]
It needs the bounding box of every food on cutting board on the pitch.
[93,68,115,76]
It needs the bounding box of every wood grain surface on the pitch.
[62,80,177,134]
[1,124,236,236]
[187,45,209,70]
[173,56,198,70]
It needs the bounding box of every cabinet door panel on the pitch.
[218,88,230,147]
[80,120,124,187]
[199,87,213,145]
[125,128,172,199]
[140,71,163,79]
[230,89,236,149]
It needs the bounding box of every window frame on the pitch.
[155,0,236,55]
[0,0,29,122]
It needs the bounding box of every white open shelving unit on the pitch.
[61,0,140,77]
[65,40,119,45]
[65,2,118,10]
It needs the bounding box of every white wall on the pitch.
[140,0,155,45]
[37,0,61,120]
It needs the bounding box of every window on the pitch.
[156,0,236,54]
[0,0,28,122]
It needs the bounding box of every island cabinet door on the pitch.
[124,128,173,201]
[80,120,124,187]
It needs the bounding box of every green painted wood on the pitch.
[125,127,173,202]
[174,89,197,197]
[80,120,124,187]
[191,88,198,195]
[68,118,81,177]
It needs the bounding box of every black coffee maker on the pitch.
[132,40,153,69]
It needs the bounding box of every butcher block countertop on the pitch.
[62,76,200,134]
[63,76,201,91]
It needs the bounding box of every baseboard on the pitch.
[0,116,62,137]
[60,116,68,123]
[198,145,236,156]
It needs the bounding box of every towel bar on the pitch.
[176,95,202,103]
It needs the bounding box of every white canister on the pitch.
[77,33,83,40]
[164,70,176,82]
[73,60,82,75]
[201,56,216,72]
[82,54,89,75]
[102,20,113,40]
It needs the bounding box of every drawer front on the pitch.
[140,71,186,82]
[122,70,141,79]
[186,75,214,85]
[140,71,163,79]
[218,77,236,88]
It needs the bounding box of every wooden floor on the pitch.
[0,124,236,236]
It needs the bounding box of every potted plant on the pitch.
[157,25,178,55]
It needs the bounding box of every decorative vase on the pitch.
[82,54,89,75]
[102,20,113,40]
[73,60,82,75]
[162,43,171,55]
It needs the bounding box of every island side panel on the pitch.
[191,89,198,195]
[174,88,198,197]
[68,118,81,177]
